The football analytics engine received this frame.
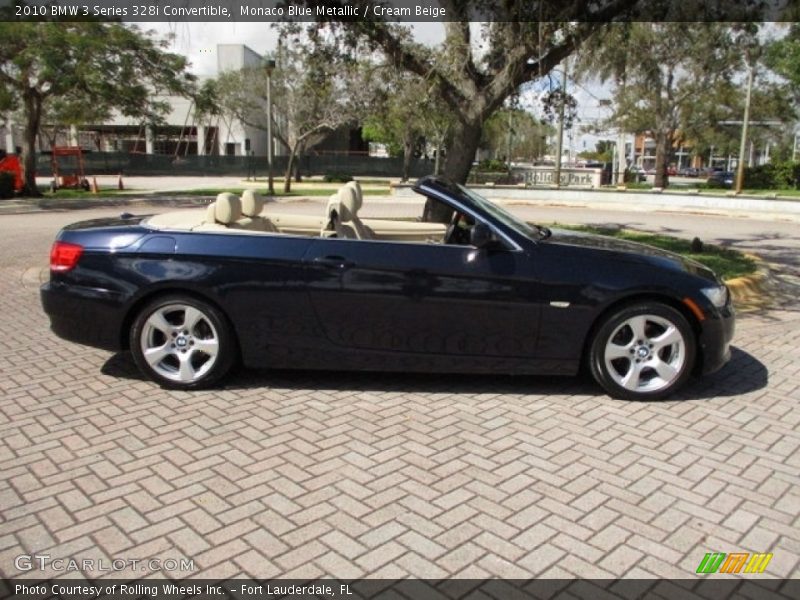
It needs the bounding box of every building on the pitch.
[2,44,274,158]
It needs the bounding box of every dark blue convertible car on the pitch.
[41,176,734,400]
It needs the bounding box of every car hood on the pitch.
[545,228,719,282]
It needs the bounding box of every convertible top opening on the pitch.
[145,181,448,243]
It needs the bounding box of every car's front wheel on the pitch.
[589,302,696,400]
[130,295,236,390]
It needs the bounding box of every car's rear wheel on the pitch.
[130,295,235,390]
[589,302,696,400]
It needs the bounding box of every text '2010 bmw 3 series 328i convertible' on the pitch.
[41,176,734,400]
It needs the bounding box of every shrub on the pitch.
[323,172,353,183]
[476,158,508,172]
[0,172,15,199]
[743,160,800,189]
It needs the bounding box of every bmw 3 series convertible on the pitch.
[41,175,734,400]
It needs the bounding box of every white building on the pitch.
[3,44,272,158]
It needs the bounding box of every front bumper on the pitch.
[41,281,127,352]
[697,303,735,375]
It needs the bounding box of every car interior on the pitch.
[145,180,453,243]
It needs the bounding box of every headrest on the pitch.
[241,190,265,217]
[345,180,363,210]
[214,192,242,224]
[205,202,217,224]
[337,186,359,222]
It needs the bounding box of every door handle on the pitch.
[313,255,354,269]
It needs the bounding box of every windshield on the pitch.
[456,184,544,240]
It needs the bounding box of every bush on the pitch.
[743,160,800,189]
[467,171,523,185]
[322,172,353,183]
[0,172,15,199]
[476,158,508,172]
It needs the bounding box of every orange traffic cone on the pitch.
[118,174,124,190]
[91,177,98,193]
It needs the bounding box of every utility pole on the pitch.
[617,131,626,184]
[264,57,276,196]
[735,60,754,194]
[554,63,568,188]
[611,140,616,185]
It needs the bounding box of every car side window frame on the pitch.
[416,187,524,252]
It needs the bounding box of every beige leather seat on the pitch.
[238,190,277,232]
[338,184,375,240]
[195,193,243,230]
[323,193,356,239]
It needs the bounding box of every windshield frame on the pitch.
[454,184,544,241]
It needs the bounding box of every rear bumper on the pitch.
[698,304,735,375]
[41,281,126,352]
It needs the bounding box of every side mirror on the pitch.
[470,222,495,249]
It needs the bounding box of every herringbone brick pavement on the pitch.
[0,210,798,579]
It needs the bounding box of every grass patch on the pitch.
[551,223,757,280]
[694,187,800,198]
[37,188,134,198]
[248,177,392,186]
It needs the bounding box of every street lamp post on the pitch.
[264,57,276,196]
[735,60,754,194]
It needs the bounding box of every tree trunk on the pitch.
[441,118,482,184]
[402,134,413,182]
[422,118,482,223]
[294,141,305,182]
[21,91,42,197]
[294,157,302,182]
[284,143,299,193]
[653,129,670,189]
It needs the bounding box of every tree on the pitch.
[214,38,359,192]
[481,107,553,163]
[766,23,800,94]
[361,68,456,181]
[577,23,763,188]
[299,0,643,218]
[579,140,615,162]
[0,22,193,195]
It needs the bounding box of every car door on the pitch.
[303,234,541,360]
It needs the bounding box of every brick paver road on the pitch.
[1,206,798,579]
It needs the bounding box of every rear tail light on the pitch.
[50,241,84,272]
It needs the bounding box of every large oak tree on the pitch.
[302,0,642,189]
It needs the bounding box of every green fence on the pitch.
[36,153,435,179]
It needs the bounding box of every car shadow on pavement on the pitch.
[669,346,768,400]
[101,345,766,401]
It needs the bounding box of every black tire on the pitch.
[130,294,236,390]
[589,302,696,400]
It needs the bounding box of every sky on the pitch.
[148,21,615,154]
